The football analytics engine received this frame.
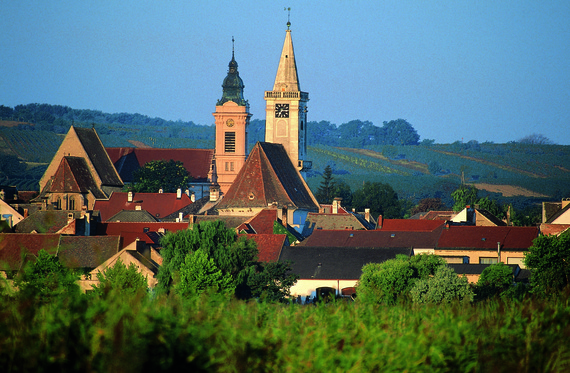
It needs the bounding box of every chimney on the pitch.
[282,205,288,228]
[191,193,196,202]
[178,212,183,221]
[332,197,342,214]
[135,205,142,211]
[365,208,370,223]
[177,188,182,199]
[159,188,163,193]
[128,191,133,202]
[378,215,383,229]
[185,189,190,196]
[23,208,28,218]
[209,184,219,202]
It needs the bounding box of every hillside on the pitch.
[0,105,568,212]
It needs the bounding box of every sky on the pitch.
[2,1,569,144]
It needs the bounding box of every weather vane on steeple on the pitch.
[232,36,235,58]
[285,7,291,29]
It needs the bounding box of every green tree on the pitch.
[451,185,479,212]
[357,254,445,305]
[174,249,235,297]
[14,249,79,302]
[410,266,474,304]
[90,259,148,297]
[131,159,191,193]
[476,262,513,300]
[524,232,570,295]
[158,220,297,301]
[332,180,353,209]
[380,119,420,145]
[315,165,335,204]
[352,181,401,218]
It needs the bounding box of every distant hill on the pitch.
[0,104,568,212]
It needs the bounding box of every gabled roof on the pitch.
[540,223,570,236]
[242,234,287,262]
[318,204,350,214]
[14,210,76,233]
[298,228,443,249]
[378,218,445,231]
[0,233,59,270]
[417,210,457,221]
[107,210,158,223]
[436,226,539,250]
[302,213,372,236]
[475,208,507,226]
[96,221,189,247]
[237,209,279,234]
[58,236,121,269]
[106,148,214,182]
[279,246,412,280]
[48,156,107,199]
[94,192,193,221]
[216,142,319,212]
[545,203,570,224]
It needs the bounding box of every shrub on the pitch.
[411,266,474,304]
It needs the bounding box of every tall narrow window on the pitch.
[225,132,236,152]
[230,162,234,171]
[69,197,75,210]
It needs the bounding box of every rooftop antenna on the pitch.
[285,7,291,29]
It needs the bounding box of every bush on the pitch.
[411,266,474,304]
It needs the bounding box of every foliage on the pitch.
[380,119,420,145]
[409,198,445,216]
[524,232,570,295]
[451,184,479,211]
[158,220,297,301]
[410,266,474,304]
[352,181,401,218]
[13,249,80,302]
[357,254,445,305]
[315,165,335,204]
[518,133,555,145]
[131,159,191,193]
[476,262,514,300]
[174,249,235,297]
[332,179,353,209]
[90,259,148,297]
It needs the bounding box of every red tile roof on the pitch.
[299,228,443,248]
[436,226,539,250]
[94,192,193,221]
[237,209,279,234]
[106,148,214,182]
[96,221,189,247]
[378,219,445,231]
[242,234,287,262]
[540,224,570,236]
[216,142,319,212]
[0,233,60,270]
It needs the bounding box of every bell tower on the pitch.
[264,20,311,176]
[213,38,251,194]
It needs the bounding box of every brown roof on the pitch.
[48,156,107,199]
[0,233,59,270]
[58,236,121,269]
[237,209,279,234]
[302,213,372,235]
[437,226,539,250]
[74,127,123,187]
[216,142,319,212]
[540,223,570,236]
[242,234,287,262]
[14,210,75,233]
[106,148,214,182]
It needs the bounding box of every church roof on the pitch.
[273,29,300,92]
[217,48,247,106]
[216,142,319,212]
[48,156,107,199]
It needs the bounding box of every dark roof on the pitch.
[302,213,372,236]
[0,233,60,270]
[107,210,158,222]
[94,192,193,221]
[543,202,562,223]
[216,142,319,212]
[14,210,76,233]
[58,236,121,269]
[279,246,412,280]
[418,210,457,221]
[73,127,123,187]
[299,228,443,249]
[106,148,214,183]
[545,203,570,224]
[448,263,520,276]
[48,156,106,199]
[437,226,539,250]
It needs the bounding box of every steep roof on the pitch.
[106,148,214,182]
[237,209,279,234]
[73,127,123,187]
[216,142,319,212]
[94,192,193,221]
[545,203,570,224]
[280,246,412,280]
[58,236,121,269]
[437,226,539,250]
[273,29,300,92]
[48,156,107,199]
[242,234,287,262]
[298,228,443,249]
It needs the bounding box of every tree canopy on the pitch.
[90,259,148,297]
[524,231,570,296]
[352,181,401,219]
[131,159,191,193]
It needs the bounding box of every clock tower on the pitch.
[264,21,311,176]
[213,41,251,194]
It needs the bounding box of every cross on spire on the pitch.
[285,7,291,29]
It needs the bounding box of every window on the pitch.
[230,162,234,171]
[225,132,235,152]
[68,197,75,210]
[479,257,498,264]
[225,162,229,171]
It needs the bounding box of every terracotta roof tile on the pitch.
[0,233,60,270]
[378,219,445,231]
[436,226,539,250]
[94,192,193,221]
[241,234,287,262]
[540,223,570,236]
[96,221,189,247]
[237,209,279,234]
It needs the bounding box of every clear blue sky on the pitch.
[2,1,569,144]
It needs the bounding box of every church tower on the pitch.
[264,21,311,175]
[213,40,251,194]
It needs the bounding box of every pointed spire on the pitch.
[273,25,300,92]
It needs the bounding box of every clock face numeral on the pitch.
[226,119,234,127]
[275,103,289,118]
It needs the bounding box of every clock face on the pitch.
[226,119,234,127]
[275,103,289,118]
